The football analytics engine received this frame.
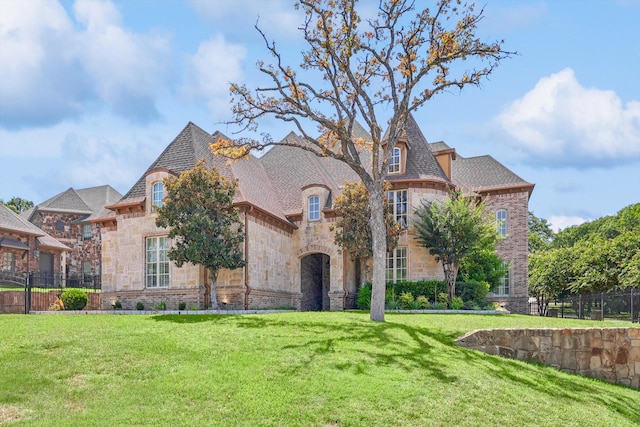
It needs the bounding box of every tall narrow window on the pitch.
[308,195,320,221]
[388,147,401,173]
[82,224,92,240]
[146,236,170,288]
[387,189,408,227]
[386,247,407,283]
[496,263,510,296]
[496,209,508,237]
[152,182,164,208]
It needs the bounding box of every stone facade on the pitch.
[456,328,640,389]
[30,211,102,276]
[99,118,533,313]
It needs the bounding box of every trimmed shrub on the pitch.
[416,295,430,309]
[450,296,464,310]
[388,280,447,303]
[178,301,187,310]
[356,283,372,309]
[398,292,414,309]
[437,292,449,307]
[60,289,88,310]
[136,302,144,311]
[457,280,490,306]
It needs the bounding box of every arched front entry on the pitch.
[300,253,330,311]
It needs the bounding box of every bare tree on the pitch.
[213,0,512,321]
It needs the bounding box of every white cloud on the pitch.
[0,0,171,129]
[496,68,640,168]
[182,36,246,118]
[549,215,588,232]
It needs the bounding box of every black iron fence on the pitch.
[529,287,640,323]
[0,271,101,313]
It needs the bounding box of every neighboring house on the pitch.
[100,114,533,313]
[0,203,69,279]
[23,186,122,284]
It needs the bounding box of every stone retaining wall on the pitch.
[456,328,640,389]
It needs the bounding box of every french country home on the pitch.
[97,115,533,313]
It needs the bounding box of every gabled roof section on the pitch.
[34,188,92,214]
[0,203,70,251]
[387,114,451,183]
[452,155,534,194]
[29,185,123,223]
[1,203,45,236]
[115,122,289,224]
[259,133,360,216]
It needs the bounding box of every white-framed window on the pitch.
[2,252,15,271]
[308,195,320,221]
[386,246,407,283]
[152,182,164,208]
[146,236,170,288]
[82,224,92,240]
[496,209,508,237]
[496,263,510,296]
[387,189,408,227]
[82,261,92,275]
[388,147,401,173]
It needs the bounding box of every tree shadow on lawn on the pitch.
[151,313,638,423]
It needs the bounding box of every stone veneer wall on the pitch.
[456,328,640,389]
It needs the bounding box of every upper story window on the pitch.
[308,196,320,221]
[387,189,408,228]
[388,147,401,173]
[496,209,508,237]
[152,182,164,208]
[56,220,64,231]
[82,224,92,240]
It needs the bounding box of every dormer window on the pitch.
[152,182,164,208]
[308,196,320,221]
[388,147,401,173]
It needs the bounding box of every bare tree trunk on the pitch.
[369,182,387,322]
[443,262,458,301]
[210,270,219,310]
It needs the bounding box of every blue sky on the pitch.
[1,0,639,231]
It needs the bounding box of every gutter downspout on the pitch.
[244,207,252,310]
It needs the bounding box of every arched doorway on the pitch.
[300,253,330,311]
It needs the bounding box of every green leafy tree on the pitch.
[213,0,512,321]
[1,197,34,214]
[458,247,506,291]
[528,248,574,315]
[528,211,554,252]
[330,182,401,289]
[155,160,246,310]
[414,191,499,300]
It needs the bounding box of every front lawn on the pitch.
[0,312,637,426]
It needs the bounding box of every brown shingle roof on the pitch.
[451,155,533,192]
[0,203,69,251]
[116,122,289,223]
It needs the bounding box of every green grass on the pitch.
[0,312,638,426]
